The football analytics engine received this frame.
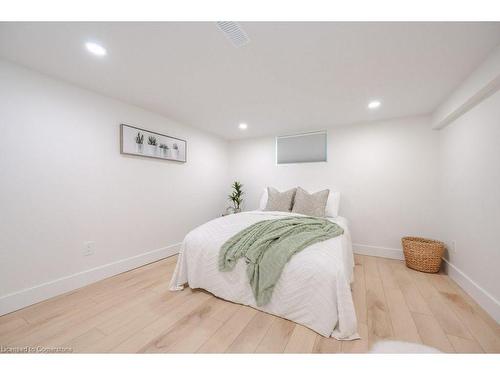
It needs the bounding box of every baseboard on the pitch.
[0,243,181,316]
[353,243,404,260]
[441,258,500,323]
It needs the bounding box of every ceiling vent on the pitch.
[216,22,250,48]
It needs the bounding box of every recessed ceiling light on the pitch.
[368,100,381,109]
[239,123,248,130]
[85,42,107,57]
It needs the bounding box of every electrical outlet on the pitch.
[451,240,457,253]
[83,241,95,256]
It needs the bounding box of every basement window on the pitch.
[276,131,327,164]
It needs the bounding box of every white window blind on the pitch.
[276,131,327,164]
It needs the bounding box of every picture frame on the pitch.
[120,123,187,163]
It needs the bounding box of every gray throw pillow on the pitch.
[264,187,296,212]
[292,187,330,217]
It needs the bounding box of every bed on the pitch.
[169,210,359,340]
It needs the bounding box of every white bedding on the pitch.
[169,210,359,339]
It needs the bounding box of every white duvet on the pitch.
[169,210,359,339]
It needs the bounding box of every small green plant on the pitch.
[159,143,168,150]
[135,132,144,144]
[147,136,157,146]
[228,181,244,210]
[173,143,179,150]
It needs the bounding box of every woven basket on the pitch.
[402,237,445,273]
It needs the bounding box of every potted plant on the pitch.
[228,181,244,213]
[159,143,170,158]
[147,136,158,156]
[171,143,179,159]
[135,132,144,154]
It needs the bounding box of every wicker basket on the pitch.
[402,237,445,273]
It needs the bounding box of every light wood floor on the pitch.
[1,254,499,353]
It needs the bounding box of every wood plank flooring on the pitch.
[1,254,499,353]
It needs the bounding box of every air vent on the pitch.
[216,22,250,47]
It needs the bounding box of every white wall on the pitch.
[0,60,228,314]
[228,116,441,257]
[438,90,500,320]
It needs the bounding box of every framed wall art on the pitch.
[120,123,187,162]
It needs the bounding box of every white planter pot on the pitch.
[135,143,144,154]
[147,145,157,156]
[171,149,179,160]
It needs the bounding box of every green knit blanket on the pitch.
[218,216,344,306]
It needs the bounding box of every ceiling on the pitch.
[1,22,499,140]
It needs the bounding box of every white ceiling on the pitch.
[1,22,499,140]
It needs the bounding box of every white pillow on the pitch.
[325,191,340,217]
[258,188,268,210]
[259,187,340,217]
